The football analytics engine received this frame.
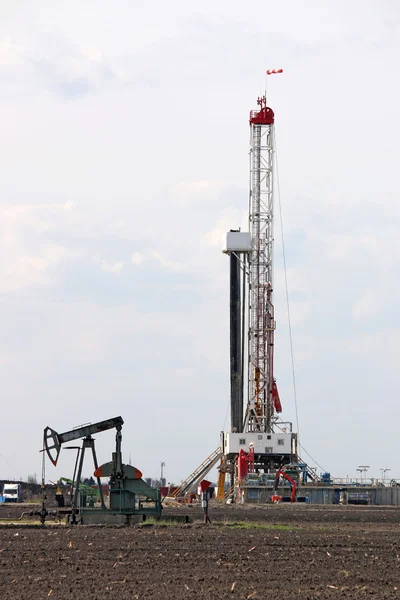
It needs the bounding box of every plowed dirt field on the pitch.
[1,504,400,599]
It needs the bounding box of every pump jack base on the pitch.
[67,511,145,526]
[62,510,191,526]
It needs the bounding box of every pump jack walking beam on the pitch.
[43,416,124,466]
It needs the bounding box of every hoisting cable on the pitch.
[274,129,301,453]
[297,443,327,475]
[222,398,230,432]
[274,419,328,475]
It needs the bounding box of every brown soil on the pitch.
[1,504,400,598]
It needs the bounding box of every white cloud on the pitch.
[204,210,248,247]
[131,252,144,266]
[75,334,103,364]
[81,47,103,62]
[288,300,311,327]
[175,180,225,195]
[0,37,24,66]
[0,237,73,293]
[0,34,124,99]
[0,352,17,366]
[151,250,181,271]
[99,259,124,274]
[326,234,381,261]
[352,288,378,319]
[0,0,400,483]
[0,203,81,291]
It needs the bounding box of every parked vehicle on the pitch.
[2,483,21,503]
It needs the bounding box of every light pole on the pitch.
[356,468,363,483]
[359,465,370,485]
[381,468,391,485]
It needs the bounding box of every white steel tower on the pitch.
[245,96,281,434]
[222,86,297,474]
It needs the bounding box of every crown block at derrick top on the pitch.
[249,106,274,125]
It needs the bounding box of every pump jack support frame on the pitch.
[71,436,106,520]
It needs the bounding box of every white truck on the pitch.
[2,483,21,502]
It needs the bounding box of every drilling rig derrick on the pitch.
[221,85,298,488]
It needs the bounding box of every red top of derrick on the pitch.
[249,95,274,125]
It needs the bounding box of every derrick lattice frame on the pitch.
[245,122,275,433]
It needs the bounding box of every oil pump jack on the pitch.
[43,416,161,524]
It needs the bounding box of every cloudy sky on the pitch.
[1,1,399,485]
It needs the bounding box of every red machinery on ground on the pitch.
[272,468,297,503]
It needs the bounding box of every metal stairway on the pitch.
[224,485,235,501]
[172,447,222,498]
[305,465,320,483]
